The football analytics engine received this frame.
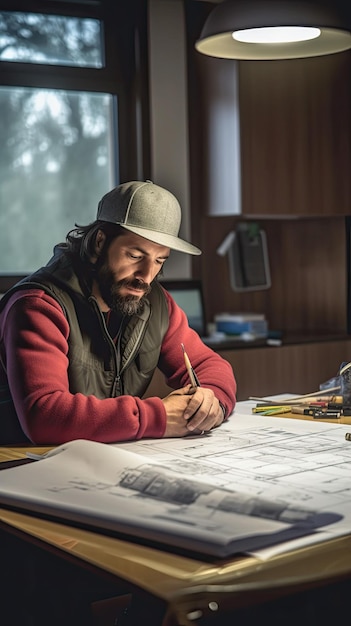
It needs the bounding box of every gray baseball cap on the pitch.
[97,180,201,255]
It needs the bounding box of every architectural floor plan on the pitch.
[1,401,351,560]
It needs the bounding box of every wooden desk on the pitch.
[1,443,351,625]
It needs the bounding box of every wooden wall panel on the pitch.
[199,216,348,335]
[220,340,351,401]
[183,2,351,405]
[239,52,351,217]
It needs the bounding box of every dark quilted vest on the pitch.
[0,248,169,443]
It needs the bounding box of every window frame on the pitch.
[0,0,150,290]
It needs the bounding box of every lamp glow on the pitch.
[233,26,321,44]
[195,1,351,60]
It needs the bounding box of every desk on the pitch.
[2,410,351,625]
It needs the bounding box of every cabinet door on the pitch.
[220,341,351,402]
[239,52,351,216]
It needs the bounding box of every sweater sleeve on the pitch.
[158,289,237,419]
[0,290,167,445]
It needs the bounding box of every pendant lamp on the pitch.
[195,0,351,60]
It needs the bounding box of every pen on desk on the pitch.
[313,411,341,419]
[252,405,291,413]
[181,343,200,387]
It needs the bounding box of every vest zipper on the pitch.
[90,297,150,396]
[89,298,122,396]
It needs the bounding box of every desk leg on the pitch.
[114,591,168,626]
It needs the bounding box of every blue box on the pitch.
[215,314,268,337]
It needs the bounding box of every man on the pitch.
[0,180,236,444]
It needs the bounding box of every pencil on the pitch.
[248,387,341,405]
[181,343,200,387]
[256,407,292,415]
[252,405,292,413]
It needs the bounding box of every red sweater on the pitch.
[0,288,236,444]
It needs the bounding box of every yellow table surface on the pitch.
[1,443,351,622]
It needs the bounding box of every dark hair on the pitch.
[66,221,125,263]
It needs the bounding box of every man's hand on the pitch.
[161,385,224,438]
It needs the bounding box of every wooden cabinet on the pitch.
[189,48,351,219]
[185,10,351,406]
[239,52,351,217]
[144,339,351,403]
[188,51,351,334]
[219,339,351,402]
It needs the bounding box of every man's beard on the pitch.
[96,263,151,316]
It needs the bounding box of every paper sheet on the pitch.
[0,401,351,560]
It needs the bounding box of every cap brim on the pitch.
[120,225,202,255]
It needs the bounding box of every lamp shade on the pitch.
[195,1,351,60]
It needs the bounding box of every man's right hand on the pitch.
[161,385,197,437]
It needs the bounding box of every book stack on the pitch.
[214,313,268,338]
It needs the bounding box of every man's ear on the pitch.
[94,229,106,257]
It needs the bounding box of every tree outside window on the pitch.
[0,9,117,274]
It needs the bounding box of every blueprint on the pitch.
[117,400,351,557]
[1,400,351,560]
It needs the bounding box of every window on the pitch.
[0,10,102,67]
[0,86,116,273]
[0,0,149,288]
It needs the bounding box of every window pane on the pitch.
[0,11,102,67]
[0,86,117,273]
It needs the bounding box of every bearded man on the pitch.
[0,180,236,444]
